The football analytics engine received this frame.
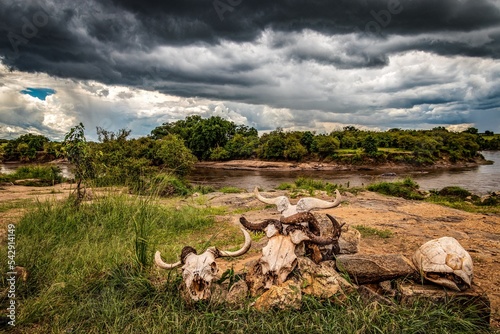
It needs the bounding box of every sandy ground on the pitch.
[194,158,486,171]
[1,184,499,327]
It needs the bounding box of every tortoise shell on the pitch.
[412,236,473,291]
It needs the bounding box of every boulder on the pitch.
[226,280,249,306]
[336,254,418,284]
[253,279,302,311]
[338,226,361,254]
[297,257,355,300]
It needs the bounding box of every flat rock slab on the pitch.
[336,254,418,284]
[398,282,491,326]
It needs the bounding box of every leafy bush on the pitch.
[1,165,64,185]
[367,177,424,200]
[209,146,230,161]
[137,173,191,197]
[437,186,472,199]
[153,134,197,176]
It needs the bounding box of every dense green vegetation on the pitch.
[0,165,64,186]
[1,118,499,172]
[366,179,499,214]
[0,194,491,333]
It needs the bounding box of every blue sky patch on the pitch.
[20,87,56,101]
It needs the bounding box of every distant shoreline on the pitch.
[194,157,492,172]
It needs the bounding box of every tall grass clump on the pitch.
[367,177,424,200]
[0,194,224,332]
[277,177,341,196]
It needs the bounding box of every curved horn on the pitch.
[254,186,282,205]
[288,225,335,245]
[240,216,272,232]
[154,251,182,269]
[326,213,345,239]
[218,227,252,257]
[281,212,321,236]
[296,189,342,211]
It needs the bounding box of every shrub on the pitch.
[4,165,64,185]
[438,186,472,199]
[367,177,424,200]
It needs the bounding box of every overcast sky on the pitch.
[1,0,499,141]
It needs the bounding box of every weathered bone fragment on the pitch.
[412,236,473,291]
[155,227,251,301]
[254,187,341,217]
[240,215,340,290]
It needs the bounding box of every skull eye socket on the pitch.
[210,262,217,274]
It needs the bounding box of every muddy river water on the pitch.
[187,151,500,195]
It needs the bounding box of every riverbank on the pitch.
[194,157,490,172]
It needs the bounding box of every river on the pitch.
[1,151,498,195]
[187,151,500,195]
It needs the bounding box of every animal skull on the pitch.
[412,236,473,291]
[155,227,251,301]
[240,213,341,289]
[254,187,342,218]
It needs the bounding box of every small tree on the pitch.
[153,134,197,176]
[362,135,378,156]
[63,123,95,204]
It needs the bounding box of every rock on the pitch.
[397,282,491,326]
[338,226,361,254]
[297,257,355,300]
[13,178,46,186]
[13,266,28,282]
[336,254,418,284]
[318,219,360,255]
[253,280,302,311]
[245,259,266,297]
[226,280,248,306]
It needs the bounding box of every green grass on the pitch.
[0,199,33,213]
[378,148,413,154]
[0,193,492,333]
[218,186,244,194]
[0,165,64,186]
[353,225,393,238]
[277,177,342,196]
[367,177,424,200]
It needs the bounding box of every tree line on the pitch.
[1,117,499,182]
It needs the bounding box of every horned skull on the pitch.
[412,236,473,291]
[240,213,341,289]
[254,187,342,218]
[155,227,251,301]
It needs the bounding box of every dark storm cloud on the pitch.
[1,0,499,78]
[1,0,499,137]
